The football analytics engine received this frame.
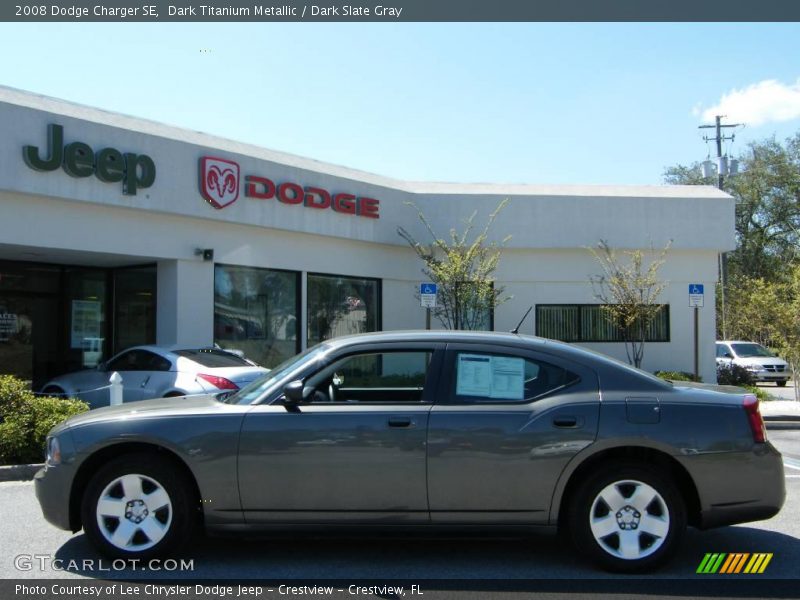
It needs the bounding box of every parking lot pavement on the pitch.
[762,379,799,402]
[3,464,799,583]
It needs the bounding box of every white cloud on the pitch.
[698,79,800,127]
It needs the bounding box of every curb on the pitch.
[0,463,43,482]
[763,415,800,422]
[766,421,800,431]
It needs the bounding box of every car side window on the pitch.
[452,351,579,403]
[107,350,139,372]
[305,351,432,404]
[716,344,732,358]
[107,350,169,372]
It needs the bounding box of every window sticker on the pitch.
[456,354,525,400]
[490,356,525,399]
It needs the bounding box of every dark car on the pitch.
[35,331,784,572]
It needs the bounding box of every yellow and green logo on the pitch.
[697,553,773,574]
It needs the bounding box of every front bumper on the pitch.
[751,372,790,383]
[34,463,77,532]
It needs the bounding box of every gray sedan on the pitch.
[35,331,785,572]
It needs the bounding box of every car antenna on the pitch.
[510,306,533,334]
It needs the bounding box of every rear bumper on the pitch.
[685,443,785,530]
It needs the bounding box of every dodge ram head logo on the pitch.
[200,156,240,209]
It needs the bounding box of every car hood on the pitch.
[61,394,227,429]
[736,356,788,367]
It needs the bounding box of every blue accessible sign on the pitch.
[420,283,437,308]
[689,284,704,308]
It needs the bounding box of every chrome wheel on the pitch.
[589,479,670,561]
[95,473,173,551]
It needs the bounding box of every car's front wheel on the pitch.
[777,381,788,387]
[567,462,686,572]
[81,454,196,559]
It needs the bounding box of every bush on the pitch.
[716,363,755,387]
[654,370,702,382]
[744,385,769,402]
[0,375,88,465]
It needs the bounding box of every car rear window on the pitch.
[175,348,252,367]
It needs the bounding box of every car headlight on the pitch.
[744,364,762,372]
[46,436,61,465]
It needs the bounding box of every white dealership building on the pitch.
[0,86,734,387]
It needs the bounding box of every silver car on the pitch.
[716,341,791,386]
[35,331,784,572]
[41,346,268,407]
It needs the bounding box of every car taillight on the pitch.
[197,373,239,390]
[743,394,767,443]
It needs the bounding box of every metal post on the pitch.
[109,371,123,406]
[693,307,699,381]
[425,307,431,330]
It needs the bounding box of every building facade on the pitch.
[0,86,735,388]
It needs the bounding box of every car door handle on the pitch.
[140,375,151,388]
[388,418,413,428]
[552,416,581,428]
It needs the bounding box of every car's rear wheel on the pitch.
[777,381,787,387]
[567,462,686,572]
[81,454,195,559]
[42,386,66,397]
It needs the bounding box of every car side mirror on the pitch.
[96,362,107,372]
[723,353,733,359]
[283,380,311,408]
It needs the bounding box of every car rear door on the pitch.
[427,343,600,524]
[238,343,443,523]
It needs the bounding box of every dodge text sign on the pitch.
[198,156,380,218]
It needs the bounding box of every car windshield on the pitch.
[222,344,330,404]
[175,348,253,367]
[731,343,775,358]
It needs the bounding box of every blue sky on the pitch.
[1,23,799,185]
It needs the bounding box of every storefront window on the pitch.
[214,265,300,368]
[114,267,157,354]
[65,269,108,371]
[307,274,380,347]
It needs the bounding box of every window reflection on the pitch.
[307,274,380,346]
[214,265,300,368]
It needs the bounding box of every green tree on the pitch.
[397,200,511,330]
[725,268,800,401]
[588,240,671,368]
[664,133,800,282]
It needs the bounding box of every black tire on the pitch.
[566,461,686,573]
[81,453,196,560]
[163,391,187,398]
[777,381,787,387]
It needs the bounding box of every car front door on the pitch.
[238,344,442,523]
[105,349,160,402]
[427,343,600,525]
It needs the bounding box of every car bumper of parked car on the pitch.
[34,464,76,532]
[688,443,786,530]
[751,372,790,383]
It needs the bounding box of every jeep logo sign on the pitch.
[23,124,156,195]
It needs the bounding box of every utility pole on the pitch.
[698,115,742,341]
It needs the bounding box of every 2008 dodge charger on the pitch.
[35,331,785,572]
